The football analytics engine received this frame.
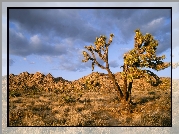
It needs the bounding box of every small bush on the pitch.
[9,90,21,97]
[62,95,76,103]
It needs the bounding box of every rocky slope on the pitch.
[9,71,170,93]
[9,71,125,92]
[9,72,71,91]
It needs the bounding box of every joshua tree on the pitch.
[121,29,171,103]
[82,29,170,104]
[82,34,124,99]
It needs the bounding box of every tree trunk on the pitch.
[123,74,128,101]
[106,68,124,98]
[127,81,133,102]
[105,46,124,99]
[123,63,128,102]
[122,63,133,103]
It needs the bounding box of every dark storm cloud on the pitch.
[93,9,171,45]
[9,9,101,43]
[9,28,31,56]
[9,28,68,57]
[9,9,171,55]
[9,9,171,71]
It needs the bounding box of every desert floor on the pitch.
[8,75,171,126]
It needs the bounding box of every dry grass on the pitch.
[8,73,171,126]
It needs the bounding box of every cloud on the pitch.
[9,59,15,66]
[91,9,170,44]
[43,56,53,63]
[23,57,35,64]
[9,9,171,48]
[58,51,91,72]
[9,9,171,72]
[156,32,171,54]
[9,9,101,43]
[30,35,41,45]
[9,28,30,56]
[30,62,35,64]
[9,28,68,57]
[109,60,119,68]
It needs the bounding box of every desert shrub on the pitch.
[9,90,21,97]
[148,91,155,95]
[27,88,41,95]
[62,95,76,103]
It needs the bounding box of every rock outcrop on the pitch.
[9,72,71,91]
[9,71,130,92]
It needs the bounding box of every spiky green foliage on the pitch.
[121,29,171,85]
[82,34,124,98]
[82,34,115,71]
[82,29,170,104]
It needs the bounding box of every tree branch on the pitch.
[90,49,106,70]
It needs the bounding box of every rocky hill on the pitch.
[9,71,170,93]
[9,71,124,92]
[9,72,71,92]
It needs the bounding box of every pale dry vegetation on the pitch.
[8,72,171,126]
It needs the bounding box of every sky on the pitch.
[6,8,172,81]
